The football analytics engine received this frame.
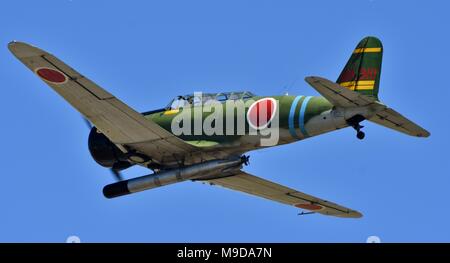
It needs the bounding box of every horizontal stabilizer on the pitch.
[305,76,376,108]
[369,107,430,137]
[305,76,430,138]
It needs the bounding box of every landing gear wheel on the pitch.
[356,131,365,140]
[347,115,366,141]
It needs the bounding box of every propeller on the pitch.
[82,117,124,182]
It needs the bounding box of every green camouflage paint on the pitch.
[144,94,335,148]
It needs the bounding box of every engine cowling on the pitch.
[88,127,130,169]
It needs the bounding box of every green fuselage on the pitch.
[144,95,343,154]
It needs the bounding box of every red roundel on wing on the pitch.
[295,203,323,211]
[247,98,276,129]
[36,68,67,83]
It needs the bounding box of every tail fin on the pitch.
[337,36,383,99]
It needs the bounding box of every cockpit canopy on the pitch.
[167,91,256,110]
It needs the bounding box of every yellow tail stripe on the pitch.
[339,80,375,86]
[344,85,374,90]
[353,47,382,54]
[339,80,374,90]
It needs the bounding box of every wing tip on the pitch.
[348,211,363,218]
[333,210,363,219]
[8,40,26,51]
[7,40,45,58]
[304,76,323,84]
[7,40,18,53]
[417,130,431,138]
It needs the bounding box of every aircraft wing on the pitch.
[305,76,376,107]
[201,170,362,218]
[8,41,197,163]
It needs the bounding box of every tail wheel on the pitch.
[357,131,365,140]
[347,115,366,140]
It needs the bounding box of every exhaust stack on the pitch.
[103,157,245,198]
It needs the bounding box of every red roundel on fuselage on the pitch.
[247,98,276,129]
[35,67,67,84]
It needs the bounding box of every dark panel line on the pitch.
[41,55,108,100]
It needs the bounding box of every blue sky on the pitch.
[1,0,449,242]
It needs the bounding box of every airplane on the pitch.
[8,36,429,218]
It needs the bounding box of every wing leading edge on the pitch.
[201,171,362,218]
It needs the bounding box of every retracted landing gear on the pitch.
[347,115,366,140]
